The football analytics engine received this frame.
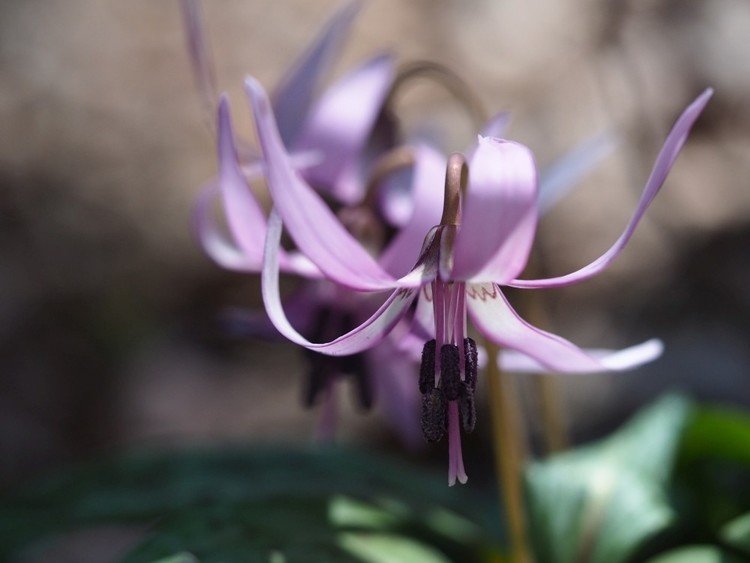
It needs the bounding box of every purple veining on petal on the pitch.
[508,88,713,289]
[468,283,656,373]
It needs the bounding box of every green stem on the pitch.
[485,339,533,563]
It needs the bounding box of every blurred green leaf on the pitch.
[0,447,501,562]
[681,407,750,466]
[150,553,199,563]
[721,512,750,556]
[525,395,691,563]
[337,532,451,563]
[643,545,746,563]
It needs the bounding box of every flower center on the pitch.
[417,154,474,484]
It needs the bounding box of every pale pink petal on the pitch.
[262,209,418,355]
[192,180,321,277]
[217,96,267,266]
[191,180,259,271]
[498,339,663,373]
[480,111,511,138]
[293,54,396,204]
[509,88,713,289]
[451,137,538,283]
[538,132,618,215]
[246,77,436,290]
[410,290,435,341]
[378,176,413,228]
[467,283,655,372]
[380,145,446,276]
[272,0,362,146]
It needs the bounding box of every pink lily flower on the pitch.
[245,76,712,485]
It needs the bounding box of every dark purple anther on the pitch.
[421,387,447,443]
[458,382,476,433]
[464,337,478,390]
[419,339,436,394]
[440,344,461,401]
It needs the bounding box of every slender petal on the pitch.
[467,283,652,372]
[498,339,663,373]
[509,88,713,289]
[192,181,321,277]
[191,180,259,271]
[294,54,396,204]
[480,111,511,138]
[217,96,267,266]
[246,77,436,290]
[180,0,218,118]
[451,137,538,283]
[272,0,362,146]
[380,145,446,276]
[538,132,618,215]
[262,209,418,355]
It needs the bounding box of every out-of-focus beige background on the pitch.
[1,0,748,484]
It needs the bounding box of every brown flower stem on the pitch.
[485,339,533,563]
[520,257,569,456]
[387,60,487,129]
[534,374,569,454]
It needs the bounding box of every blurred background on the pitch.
[0,0,748,489]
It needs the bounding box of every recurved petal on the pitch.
[293,54,396,204]
[263,209,418,355]
[272,0,362,146]
[467,283,657,372]
[192,179,321,277]
[451,137,538,283]
[498,339,663,373]
[217,96,267,266]
[246,77,435,291]
[191,180,259,271]
[538,132,618,215]
[380,145,446,277]
[509,88,713,289]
